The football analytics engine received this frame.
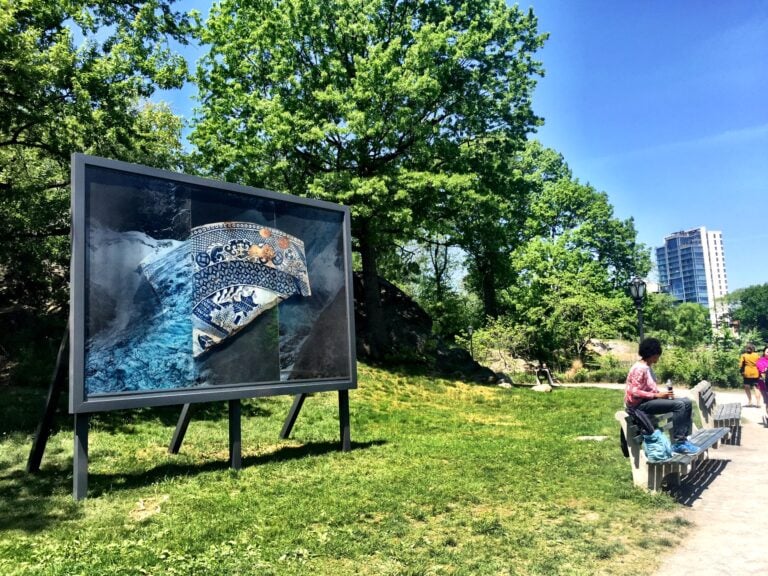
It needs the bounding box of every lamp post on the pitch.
[628,276,647,343]
[468,325,474,360]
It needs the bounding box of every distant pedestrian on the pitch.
[624,337,699,454]
[739,344,761,407]
[756,346,768,413]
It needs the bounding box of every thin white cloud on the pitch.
[688,123,768,147]
[596,122,768,164]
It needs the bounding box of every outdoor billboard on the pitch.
[70,154,356,413]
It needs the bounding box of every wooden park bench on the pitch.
[691,380,742,445]
[615,410,730,492]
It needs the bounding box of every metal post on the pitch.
[28,324,69,473]
[338,390,351,452]
[228,400,241,470]
[168,403,193,454]
[73,413,89,501]
[279,394,307,439]
[628,276,646,344]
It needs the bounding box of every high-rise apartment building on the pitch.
[655,227,728,326]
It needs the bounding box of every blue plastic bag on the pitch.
[642,429,673,462]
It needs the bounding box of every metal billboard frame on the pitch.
[50,154,357,499]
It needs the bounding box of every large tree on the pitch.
[442,134,532,319]
[500,146,650,363]
[670,302,712,348]
[641,291,678,344]
[456,140,568,319]
[642,293,712,348]
[0,0,191,310]
[727,283,768,341]
[192,0,546,357]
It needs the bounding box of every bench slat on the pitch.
[689,426,729,449]
[715,403,741,419]
[693,380,742,446]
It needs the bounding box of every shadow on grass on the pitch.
[1,385,282,438]
[0,439,386,532]
[87,439,387,498]
[0,467,85,532]
[88,399,278,435]
[668,458,730,506]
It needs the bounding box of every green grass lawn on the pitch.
[0,365,689,575]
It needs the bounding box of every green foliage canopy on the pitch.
[669,302,712,348]
[192,0,546,355]
[728,283,768,342]
[0,0,191,309]
[642,293,712,348]
[499,143,650,362]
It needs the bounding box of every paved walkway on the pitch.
[562,384,768,575]
[653,391,768,576]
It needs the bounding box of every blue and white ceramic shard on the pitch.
[188,222,311,357]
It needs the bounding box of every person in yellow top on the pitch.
[739,344,761,407]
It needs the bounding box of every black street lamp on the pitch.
[628,276,647,343]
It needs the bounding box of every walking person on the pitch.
[624,337,699,454]
[739,344,761,407]
[755,346,768,414]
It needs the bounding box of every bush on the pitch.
[456,316,528,373]
[655,346,741,388]
[569,367,590,383]
[554,345,742,387]
[508,371,538,385]
[588,367,629,384]
[592,355,632,384]
[557,354,629,384]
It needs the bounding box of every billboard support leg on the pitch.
[168,403,193,454]
[279,394,307,439]
[27,322,69,473]
[339,389,351,452]
[229,400,241,470]
[73,413,88,500]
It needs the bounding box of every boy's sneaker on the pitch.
[672,440,700,454]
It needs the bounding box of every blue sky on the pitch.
[524,0,768,291]
[159,0,767,291]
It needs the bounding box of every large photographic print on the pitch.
[71,155,355,413]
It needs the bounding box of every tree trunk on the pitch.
[359,221,387,359]
[480,259,498,319]
[431,242,448,305]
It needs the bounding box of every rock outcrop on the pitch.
[353,273,497,384]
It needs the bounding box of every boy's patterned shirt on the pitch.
[624,361,659,407]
